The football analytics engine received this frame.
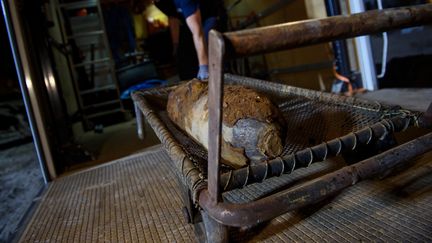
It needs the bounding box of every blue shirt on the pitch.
[155,0,218,20]
[174,0,198,19]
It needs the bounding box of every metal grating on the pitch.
[19,147,196,243]
[232,151,432,242]
[157,94,385,163]
[20,146,432,242]
[141,76,408,180]
[223,158,345,204]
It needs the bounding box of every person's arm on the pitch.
[185,9,208,66]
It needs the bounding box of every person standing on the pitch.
[153,0,225,81]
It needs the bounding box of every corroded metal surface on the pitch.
[223,4,432,58]
[131,5,432,241]
[133,74,431,232]
[232,152,432,242]
[132,92,207,203]
[202,3,432,233]
[219,115,417,191]
[199,132,432,227]
[166,80,285,168]
[208,30,225,205]
[133,73,424,199]
[134,102,145,140]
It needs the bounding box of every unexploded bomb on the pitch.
[167,79,285,168]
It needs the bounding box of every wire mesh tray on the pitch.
[132,74,420,203]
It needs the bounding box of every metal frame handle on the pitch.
[203,3,432,225]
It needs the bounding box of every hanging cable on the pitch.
[377,0,388,78]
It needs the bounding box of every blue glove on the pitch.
[197,65,209,81]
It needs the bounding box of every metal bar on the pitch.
[90,43,96,88]
[199,132,432,227]
[131,92,206,202]
[199,4,432,228]
[134,102,145,140]
[53,0,86,116]
[325,0,352,79]
[208,30,225,204]
[223,4,432,58]
[201,211,229,243]
[349,0,378,91]
[224,73,383,110]
[219,115,420,192]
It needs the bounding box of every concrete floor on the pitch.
[0,143,44,243]
[358,88,432,112]
[65,119,160,174]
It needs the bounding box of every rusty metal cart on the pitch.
[132,4,432,242]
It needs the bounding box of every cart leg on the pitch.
[134,102,145,140]
[201,211,229,243]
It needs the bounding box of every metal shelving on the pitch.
[55,0,124,130]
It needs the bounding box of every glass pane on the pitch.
[0,14,45,243]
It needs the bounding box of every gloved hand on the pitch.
[197,65,209,81]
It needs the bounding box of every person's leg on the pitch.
[177,25,198,80]
[202,17,217,42]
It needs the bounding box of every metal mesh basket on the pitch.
[133,74,420,202]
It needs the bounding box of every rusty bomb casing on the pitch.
[167,79,285,168]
